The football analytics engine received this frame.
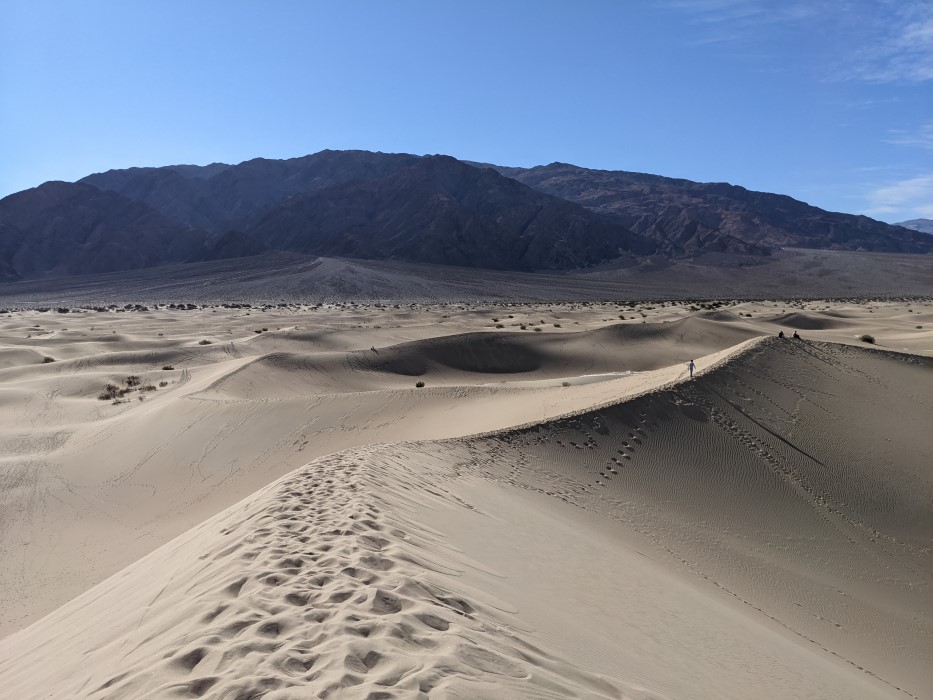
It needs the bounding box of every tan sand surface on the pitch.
[0,300,930,698]
[0,302,764,634]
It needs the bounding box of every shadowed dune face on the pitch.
[208,317,762,399]
[370,333,546,375]
[771,312,853,330]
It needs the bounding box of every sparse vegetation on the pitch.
[162,365,174,370]
[97,375,157,401]
[198,339,212,345]
[98,383,123,401]
[42,356,55,363]
[415,381,425,388]
[159,381,169,387]
[562,381,571,387]
[859,334,876,344]
[534,327,542,331]
[496,323,504,328]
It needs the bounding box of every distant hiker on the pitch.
[793,331,800,339]
[778,330,785,338]
[688,359,695,378]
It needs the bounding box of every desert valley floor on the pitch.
[0,298,930,699]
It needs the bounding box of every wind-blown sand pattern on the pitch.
[0,300,930,698]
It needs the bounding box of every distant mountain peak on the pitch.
[896,218,933,234]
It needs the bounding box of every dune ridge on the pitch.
[0,446,649,700]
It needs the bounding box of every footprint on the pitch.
[371,590,403,614]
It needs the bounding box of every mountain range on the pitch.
[0,150,929,282]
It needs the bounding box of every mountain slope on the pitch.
[80,150,421,233]
[896,218,933,234]
[0,182,263,281]
[490,162,933,256]
[246,155,655,270]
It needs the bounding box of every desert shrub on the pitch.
[917,325,923,329]
[98,383,121,401]
[254,330,262,333]
[159,381,169,387]
[496,323,504,328]
[262,328,268,331]
[859,334,876,344]
[520,324,527,330]
[42,356,55,363]
[162,365,174,370]
[415,381,425,388]
[199,339,212,345]
[140,384,157,392]
[562,381,571,387]
[125,375,141,387]
[534,327,542,331]
[554,323,561,327]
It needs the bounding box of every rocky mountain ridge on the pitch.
[1,149,929,282]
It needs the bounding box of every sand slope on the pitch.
[1,338,929,699]
[0,310,759,635]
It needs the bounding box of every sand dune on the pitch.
[1,337,928,699]
[0,305,765,635]
[770,311,853,330]
[0,300,929,699]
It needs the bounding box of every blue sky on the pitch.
[1,0,931,222]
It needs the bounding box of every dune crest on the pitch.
[0,445,650,700]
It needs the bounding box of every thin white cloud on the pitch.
[667,0,823,45]
[835,2,933,82]
[884,121,933,149]
[861,174,933,220]
[668,0,933,83]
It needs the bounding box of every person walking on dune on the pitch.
[688,359,695,379]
